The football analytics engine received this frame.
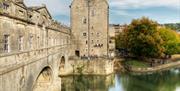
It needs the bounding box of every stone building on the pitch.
[0,0,114,91]
[0,1,71,91]
[109,24,127,57]
[0,0,70,54]
[70,0,109,58]
[109,24,116,57]
[110,24,126,36]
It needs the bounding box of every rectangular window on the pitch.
[18,36,23,51]
[86,40,88,44]
[4,35,10,52]
[83,17,87,24]
[29,35,33,49]
[91,10,95,16]
[83,33,87,37]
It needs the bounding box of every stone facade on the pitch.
[109,24,125,36]
[70,0,109,57]
[60,58,114,76]
[0,0,71,91]
[0,0,115,91]
[0,0,71,54]
[109,24,116,57]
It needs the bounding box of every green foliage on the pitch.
[116,17,180,59]
[115,25,129,49]
[158,28,180,55]
[125,60,149,68]
[127,17,164,58]
[116,32,127,49]
[76,64,85,75]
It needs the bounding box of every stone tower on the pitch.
[70,0,109,57]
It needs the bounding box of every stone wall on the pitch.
[0,0,71,91]
[60,58,114,76]
[71,0,109,57]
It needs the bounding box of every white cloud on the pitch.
[24,0,180,24]
[110,0,180,9]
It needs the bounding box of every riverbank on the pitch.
[125,61,180,73]
[124,54,180,73]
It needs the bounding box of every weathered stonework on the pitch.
[60,58,114,76]
[0,0,114,91]
[109,24,125,36]
[0,0,71,91]
[70,0,109,57]
[109,24,116,57]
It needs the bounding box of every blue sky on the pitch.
[24,0,180,25]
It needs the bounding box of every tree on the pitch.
[116,17,180,59]
[126,17,164,58]
[116,17,164,58]
[158,27,180,55]
[115,26,128,49]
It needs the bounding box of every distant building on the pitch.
[111,24,126,36]
[109,24,116,57]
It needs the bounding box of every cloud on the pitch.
[110,0,180,9]
[24,0,180,24]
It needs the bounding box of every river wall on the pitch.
[59,58,114,76]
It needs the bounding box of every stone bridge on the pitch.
[0,9,72,91]
[0,0,114,91]
[0,43,71,91]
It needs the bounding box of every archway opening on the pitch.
[59,56,65,72]
[33,67,52,91]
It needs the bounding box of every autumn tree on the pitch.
[116,17,164,58]
[127,17,165,58]
[158,27,180,55]
[115,25,128,50]
[116,17,180,59]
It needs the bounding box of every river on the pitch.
[60,68,180,91]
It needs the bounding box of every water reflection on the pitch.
[61,68,180,91]
[61,75,114,91]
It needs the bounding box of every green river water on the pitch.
[61,68,180,91]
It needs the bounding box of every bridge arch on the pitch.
[33,66,53,91]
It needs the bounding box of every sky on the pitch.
[24,0,180,25]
